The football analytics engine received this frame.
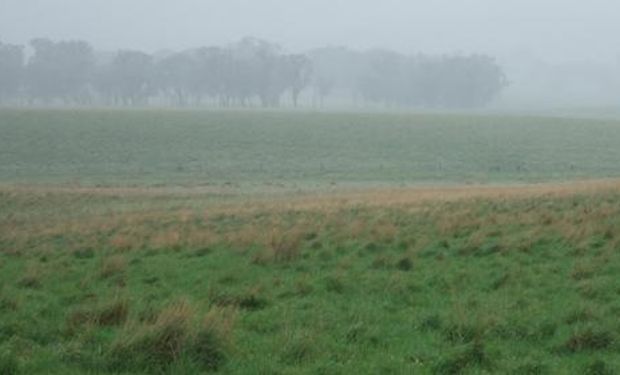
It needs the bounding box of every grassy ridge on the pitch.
[2,184,620,373]
[2,110,620,187]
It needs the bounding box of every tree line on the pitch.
[0,37,507,108]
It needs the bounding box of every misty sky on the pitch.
[2,0,619,63]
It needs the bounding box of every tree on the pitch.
[26,38,95,104]
[0,41,24,104]
[356,51,507,108]
[230,37,284,107]
[155,51,197,106]
[105,50,154,106]
[191,47,230,105]
[282,54,312,107]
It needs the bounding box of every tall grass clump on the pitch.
[67,296,130,333]
[433,340,492,374]
[252,227,306,264]
[17,263,42,289]
[107,299,235,372]
[99,255,127,279]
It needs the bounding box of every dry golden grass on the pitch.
[4,177,620,212]
[2,178,620,257]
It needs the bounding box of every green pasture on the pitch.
[1,109,620,188]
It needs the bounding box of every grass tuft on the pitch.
[324,274,345,294]
[561,328,614,353]
[280,331,315,365]
[17,264,42,289]
[442,323,481,344]
[420,315,443,332]
[108,299,235,372]
[433,340,491,374]
[212,288,268,311]
[396,257,414,271]
[73,248,95,259]
[268,228,304,263]
[108,299,195,371]
[67,296,130,334]
[99,255,127,279]
[193,306,237,371]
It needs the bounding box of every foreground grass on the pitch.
[2,182,620,373]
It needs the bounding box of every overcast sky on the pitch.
[2,0,619,63]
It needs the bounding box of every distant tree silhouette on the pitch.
[0,37,508,108]
[27,38,95,104]
[0,41,24,104]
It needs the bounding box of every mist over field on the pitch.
[4,2,620,374]
[1,0,620,110]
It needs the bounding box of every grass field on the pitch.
[2,110,620,374]
[2,109,620,188]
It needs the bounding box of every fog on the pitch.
[3,0,619,61]
[1,0,620,110]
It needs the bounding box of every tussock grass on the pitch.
[108,299,235,372]
[280,330,316,365]
[16,263,42,289]
[196,306,237,370]
[561,328,615,353]
[109,299,195,370]
[433,341,492,374]
[250,225,312,264]
[67,296,130,332]
[396,256,414,271]
[210,287,268,311]
[98,255,127,279]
